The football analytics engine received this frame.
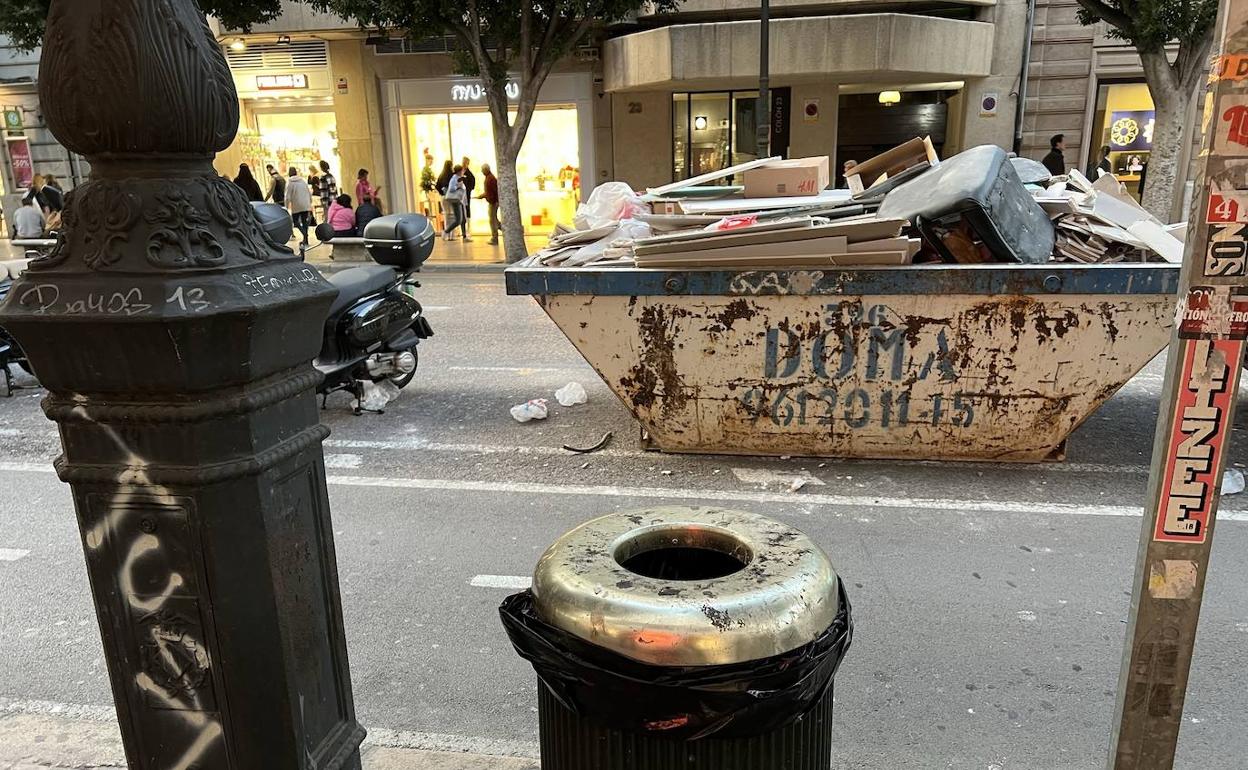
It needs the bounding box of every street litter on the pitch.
[564,431,614,454]
[510,399,549,423]
[352,380,401,412]
[1223,468,1245,496]
[515,136,1184,271]
[555,382,588,406]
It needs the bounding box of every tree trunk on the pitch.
[494,138,527,263]
[1138,50,1189,222]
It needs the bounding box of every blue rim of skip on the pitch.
[503,263,1182,297]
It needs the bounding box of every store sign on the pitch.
[979,93,999,118]
[771,87,791,158]
[451,81,521,102]
[6,137,32,188]
[1108,110,1155,151]
[3,108,22,133]
[256,74,308,91]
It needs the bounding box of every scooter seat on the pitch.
[327,266,396,317]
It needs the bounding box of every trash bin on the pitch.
[501,505,853,769]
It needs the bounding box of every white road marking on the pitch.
[2,461,1244,523]
[470,574,532,590]
[0,548,30,562]
[322,473,1248,522]
[446,365,595,374]
[323,453,363,469]
[322,437,1151,474]
[0,428,20,436]
[420,306,453,311]
[0,697,540,759]
[731,468,826,487]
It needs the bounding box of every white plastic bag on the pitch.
[556,382,588,407]
[510,398,549,423]
[573,182,645,231]
[1224,468,1245,496]
[353,379,402,412]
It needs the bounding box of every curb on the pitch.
[0,706,540,770]
[309,260,510,275]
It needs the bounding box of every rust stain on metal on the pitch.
[547,292,1173,462]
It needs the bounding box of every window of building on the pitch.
[671,90,760,182]
[1088,81,1155,201]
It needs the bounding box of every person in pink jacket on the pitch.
[355,169,378,209]
[327,194,356,238]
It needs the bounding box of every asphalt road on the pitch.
[2,273,1248,768]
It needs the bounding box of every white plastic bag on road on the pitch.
[1224,467,1245,496]
[556,382,588,407]
[510,398,550,423]
[353,380,402,412]
[573,182,646,231]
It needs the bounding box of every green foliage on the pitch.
[1076,0,1218,53]
[0,0,285,50]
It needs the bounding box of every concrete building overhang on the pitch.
[604,13,995,92]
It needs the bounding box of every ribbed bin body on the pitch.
[538,682,836,770]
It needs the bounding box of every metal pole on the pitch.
[1109,1,1248,766]
[1012,0,1037,156]
[0,2,365,767]
[756,0,771,160]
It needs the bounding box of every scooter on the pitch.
[250,204,436,413]
[0,274,32,396]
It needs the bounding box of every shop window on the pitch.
[1088,81,1155,201]
[406,106,580,236]
[253,111,339,178]
[671,90,760,182]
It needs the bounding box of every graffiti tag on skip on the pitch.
[739,302,975,429]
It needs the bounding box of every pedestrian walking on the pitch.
[286,167,314,246]
[318,160,339,217]
[308,165,323,217]
[31,174,64,229]
[355,168,379,209]
[327,194,356,238]
[1041,134,1066,177]
[265,164,286,206]
[355,195,382,235]
[461,156,476,230]
[441,165,470,242]
[479,162,501,245]
[436,160,454,235]
[234,164,264,202]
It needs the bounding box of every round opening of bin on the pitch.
[613,524,753,581]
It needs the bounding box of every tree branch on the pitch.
[520,2,533,83]
[1074,0,1137,42]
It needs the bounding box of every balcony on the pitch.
[212,2,359,37]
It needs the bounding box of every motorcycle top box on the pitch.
[364,214,435,271]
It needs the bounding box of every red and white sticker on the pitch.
[1179,286,1248,339]
[1215,95,1248,156]
[1208,190,1248,223]
[1153,338,1244,544]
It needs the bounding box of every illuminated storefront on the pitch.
[1087,82,1155,201]
[383,73,595,237]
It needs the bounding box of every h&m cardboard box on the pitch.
[743,156,830,198]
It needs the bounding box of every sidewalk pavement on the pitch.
[0,707,539,769]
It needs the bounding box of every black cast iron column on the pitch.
[0,2,365,768]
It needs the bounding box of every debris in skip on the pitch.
[517,137,1184,270]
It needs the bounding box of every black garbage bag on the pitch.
[500,582,852,741]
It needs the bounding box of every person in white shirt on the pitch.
[285,167,314,245]
[13,194,44,239]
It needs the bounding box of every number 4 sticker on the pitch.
[1208,190,1248,223]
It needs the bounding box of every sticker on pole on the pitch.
[1152,338,1244,544]
[1208,189,1248,223]
[1215,95,1248,155]
[1178,286,1248,339]
[1203,223,1248,276]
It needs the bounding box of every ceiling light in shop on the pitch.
[277,35,292,45]
[693,115,708,130]
[229,38,247,51]
[878,90,901,107]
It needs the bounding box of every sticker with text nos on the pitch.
[1153,337,1244,544]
